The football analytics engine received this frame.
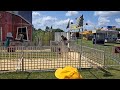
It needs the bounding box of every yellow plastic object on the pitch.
[55,66,82,79]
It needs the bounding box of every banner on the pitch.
[70,24,81,30]
[76,15,84,27]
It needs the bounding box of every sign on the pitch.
[7,32,13,38]
[92,30,96,33]
[107,26,116,30]
[115,46,120,53]
[70,24,81,30]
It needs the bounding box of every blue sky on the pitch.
[32,11,120,32]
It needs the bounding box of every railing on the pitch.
[0,40,119,72]
[51,40,105,68]
[0,46,81,72]
[70,40,120,67]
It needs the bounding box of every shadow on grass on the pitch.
[26,72,32,79]
[103,45,112,46]
[103,72,113,77]
[108,67,120,71]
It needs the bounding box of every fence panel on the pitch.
[0,40,119,72]
[0,45,81,72]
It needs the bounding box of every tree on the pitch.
[45,26,49,31]
[38,28,42,31]
[52,28,64,32]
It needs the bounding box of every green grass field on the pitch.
[75,39,120,65]
[0,68,120,79]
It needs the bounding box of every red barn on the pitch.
[0,11,32,43]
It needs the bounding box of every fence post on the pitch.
[22,57,24,71]
[79,50,81,70]
[21,48,24,71]
[103,50,105,68]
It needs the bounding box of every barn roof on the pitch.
[6,11,32,25]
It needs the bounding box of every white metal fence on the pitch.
[0,46,81,72]
[69,40,120,67]
[0,41,106,72]
[1,40,119,72]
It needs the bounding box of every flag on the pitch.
[66,20,70,29]
[79,14,84,27]
[76,14,84,27]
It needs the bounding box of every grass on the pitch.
[0,71,56,79]
[75,39,120,52]
[75,39,120,66]
[0,68,120,79]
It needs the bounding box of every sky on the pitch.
[32,11,120,32]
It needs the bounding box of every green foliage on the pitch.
[52,28,64,32]
[32,27,64,45]
[32,28,54,45]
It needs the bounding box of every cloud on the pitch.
[42,16,57,22]
[94,11,120,17]
[115,18,120,25]
[85,20,96,30]
[55,19,69,26]
[93,11,117,26]
[65,11,78,16]
[55,18,73,26]
[32,12,41,17]
[86,20,94,26]
[32,15,58,29]
[98,17,110,26]
[32,14,72,30]
[32,12,57,24]
[32,11,74,30]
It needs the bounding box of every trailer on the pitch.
[92,30,119,44]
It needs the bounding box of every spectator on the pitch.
[61,35,68,46]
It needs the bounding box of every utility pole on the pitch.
[81,26,83,52]
[77,14,84,52]
[76,14,84,70]
[67,30,69,48]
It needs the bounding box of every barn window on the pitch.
[16,27,28,41]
